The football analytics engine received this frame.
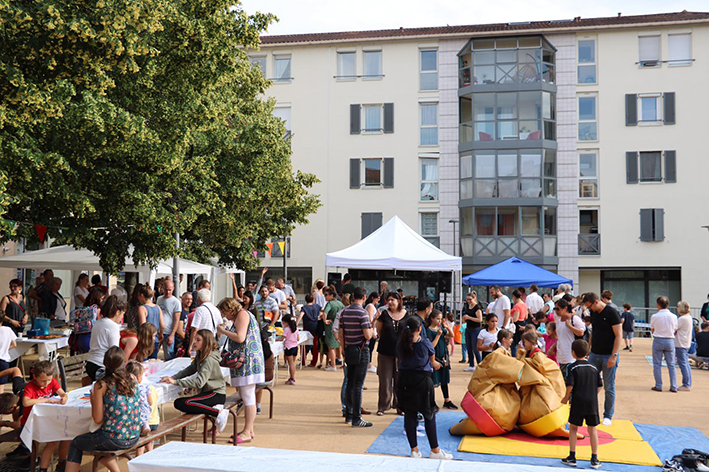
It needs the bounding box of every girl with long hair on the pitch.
[73,274,90,308]
[137,285,164,359]
[425,310,456,410]
[125,284,143,329]
[396,316,452,460]
[281,313,299,385]
[65,347,141,472]
[120,322,158,363]
[161,330,229,430]
[495,329,514,354]
[375,291,410,416]
[217,298,265,443]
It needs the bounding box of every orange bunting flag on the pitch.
[265,242,274,255]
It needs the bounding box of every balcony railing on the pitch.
[461,236,557,258]
[578,233,600,255]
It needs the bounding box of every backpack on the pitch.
[663,449,709,471]
[70,305,98,334]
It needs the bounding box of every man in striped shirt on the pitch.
[339,287,373,428]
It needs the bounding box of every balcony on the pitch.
[578,233,600,256]
[461,235,557,259]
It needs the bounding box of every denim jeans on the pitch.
[162,336,175,360]
[588,352,618,420]
[652,338,677,391]
[341,365,347,411]
[675,347,691,388]
[148,339,160,360]
[460,341,467,362]
[67,431,138,464]
[344,345,369,423]
[465,328,482,367]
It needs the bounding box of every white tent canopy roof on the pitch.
[0,245,214,275]
[325,216,461,272]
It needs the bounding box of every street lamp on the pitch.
[448,219,459,256]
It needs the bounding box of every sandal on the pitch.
[376,410,384,416]
[228,435,251,444]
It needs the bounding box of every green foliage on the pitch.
[0,0,320,273]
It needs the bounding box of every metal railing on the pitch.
[578,233,600,255]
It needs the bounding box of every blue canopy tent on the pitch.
[462,257,573,288]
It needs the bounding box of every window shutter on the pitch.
[383,158,394,188]
[664,150,676,183]
[361,213,372,239]
[640,209,653,241]
[654,208,665,241]
[350,104,361,134]
[372,213,383,233]
[663,92,676,125]
[626,151,638,184]
[625,94,638,126]
[350,158,361,189]
[383,103,394,133]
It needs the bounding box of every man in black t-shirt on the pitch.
[340,274,355,297]
[462,292,483,371]
[582,292,622,426]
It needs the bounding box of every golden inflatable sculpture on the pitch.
[450,347,576,439]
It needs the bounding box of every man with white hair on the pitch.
[189,288,222,349]
[553,284,567,302]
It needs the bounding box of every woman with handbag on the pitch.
[425,310,457,410]
[217,298,265,444]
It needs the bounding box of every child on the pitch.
[621,303,635,352]
[161,329,228,432]
[65,346,142,472]
[495,329,514,354]
[520,324,545,353]
[0,313,18,393]
[457,321,468,364]
[425,310,456,410]
[397,316,452,460]
[125,361,158,455]
[521,331,542,358]
[583,316,592,343]
[561,339,603,470]
[282,313,299,385]
[20,361,69,472]
[445,312,456,360]
[543,322,559,364]
[0,367,28,458]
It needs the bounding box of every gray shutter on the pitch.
[664,150,676,183]
[361,213,371,239]
[626,151,638,184]
[350,158,360,189]
[640,209,653,241]
[350,104,361,134]
[383,158,394,188]
[372,213,383,233]
[625,94,637,126]
[383,103,394,133]
[663,92,675,125]
[654,209,665,241]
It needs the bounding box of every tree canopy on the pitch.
[0,0,320,273]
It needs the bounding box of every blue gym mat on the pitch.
[366,411,709,471]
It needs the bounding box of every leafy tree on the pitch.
[0,0,320,273]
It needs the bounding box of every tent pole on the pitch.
[173,232,180,285]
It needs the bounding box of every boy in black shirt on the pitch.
[561,339,603,469]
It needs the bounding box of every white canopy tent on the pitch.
[325,215,461,272]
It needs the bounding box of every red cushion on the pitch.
[460,391,507,436]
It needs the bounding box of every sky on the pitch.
[240,0,708,36]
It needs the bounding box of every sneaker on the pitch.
[335,359,343,366]
[345,416,352,424]
[429,449,453,460]
[368,365,377,373]
[562,455,577,467]
[602,418,612,426]
[417,412,424,422]
[215,408,229,434]
[629,347,633,352]
[464,366,475,372]
[591,457,602,469]
[324,366,336,371]
[458,359,467,364]
[411,450,422,459]
[351,419,373,428]
[256,406,262,415]
[6,444,30,458]
[678,386,691,392]
[623,347,630,351]
[11,457,31,471]
[443,401,458,410]
[669,388,678,393]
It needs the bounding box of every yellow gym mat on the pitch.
[458,420,662,467]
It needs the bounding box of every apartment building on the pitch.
[246,11,709,307]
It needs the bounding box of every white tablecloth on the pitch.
[9,337,70,361]
[20,357,229,447]
[127,442,566,472]
[268,331,313,357]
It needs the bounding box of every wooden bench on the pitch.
[56,353,90,391]
[0,429,19,443]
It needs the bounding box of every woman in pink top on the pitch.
[282,313,300,385]
[511,290,529,355]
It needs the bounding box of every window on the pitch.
[579,152,598,198]
[638,35,660,66]
[250,56,267,75]
[350,158,394,188]
[461,91,555,142]
[363,105,382,132]
[274,55,291,82]
[272,106,291,137]
[577,39,596,84]
[639,94,661,123]
[361,213,383,239]
[640,208,664,242]
[626,150,676,184]
[337,52,356,79]
[668,33,691,66]
[420,103,438,145]
[578,95,597,141]
[420,158,438,201]
[421,213,439,247]
[420,49,438,91]
[461,206,555,238]
[363,50,382,78]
